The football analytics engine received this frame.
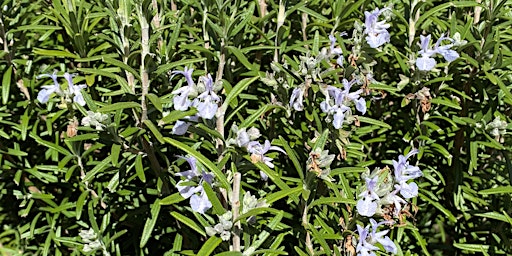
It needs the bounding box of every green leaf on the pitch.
[2,66,12,105]
[222,76,259,111]
[160,193,185,205]
[197,236,222,256]
[159,109,197,126]
[416,1,480,26]
[419,193,456,222]
[83,155,112,182]
[431,97,462,110]
[140,199,161,248]
[30,133,71,156]
[135,154,146,183]
[97,102,141,112]
[357,116,391,129]
[453,243,489,252]
[34,48,79,58]
[164,137,230,190]
[202,182,225,215]
[170,212,206,236]
[478,186,512,195]
[309,197,356,207]
[76,190,89,220]
[265,186,302,204]
[144,120,165,144]
[226,46,256,70]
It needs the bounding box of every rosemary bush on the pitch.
[0,0,511,255]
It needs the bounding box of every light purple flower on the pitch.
[190,191,212,214]
[416,34,459,71]
[356,224,379,256]
[368,219,397,254]
[171,67,195,87]
[320,79,365,129]
[357,177,380,217]
[194,74,220,119]
[329,34,344,66]
[289,87,305,111]
[364,8,391,48]
[37,71,62,104]
[171,68,195,111]
[172,115,199,135]
[175,156,215,214]
[65,73,87,106]
[393,149,422,183]
[247,140,286,169]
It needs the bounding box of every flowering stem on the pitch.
[408,0,420,55]
[231,172,241,251]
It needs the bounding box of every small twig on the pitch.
[138,5,150,124]
[302,13,308,48]
[474,0,482,24]
[232,172,241,251]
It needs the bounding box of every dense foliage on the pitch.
[0,0,511,255]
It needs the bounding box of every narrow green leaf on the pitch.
[76,190,89,220]
[135,154,146,183]
[160,192,185,205]
[453,243,489,252]
[419,193,456,222]
[197,236,222,256]
[357,116,391,129]
[30,133,71,156]
[265,186,302,204]
[309,197,356,207]
[34,48,79,58]
[222,77,259,111]
[97,102,141,112]
[226,46,256,70]
[170,212,206,236]
[202,182,225,215]
[478,186,512,195]
[2,66,12,105]
[164,137,230,189]
[140,199,161,248]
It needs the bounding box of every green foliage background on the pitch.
[0,0,511,255]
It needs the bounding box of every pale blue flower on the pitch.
[171,67,195,111]
[194,74,220,119]
[356,224,379,256]
[369,219,397,254]
[357,177,380,217]
[364,8,390,48]
[65,73,87,106]
[320,79,366,129]
[329,34,344,66]
[37,71,62,104]
[357,219,397,256]
[189,190,212,214]
[381,186,407,216]
[175,156,215,214]
[416,34,460,71]
[172,115,199,135]
[247,140,286,169]
[289,87,305,111]
[393,149,422,183]
[171,67,195,87]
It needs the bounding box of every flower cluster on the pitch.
[356,149,422,218]
[175,156,215,214]
[205,211,233,241]
[357,219,397,256]
[320,78,366,129]
[37,72,87,106]
[242,191,269,224]
[79,228,109,255]
[170,68,222,135]
[363,7,391,48]
[81,111,109,130]
[228,125,285,180]
[416,34,460,71]
[486,116,508,141]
